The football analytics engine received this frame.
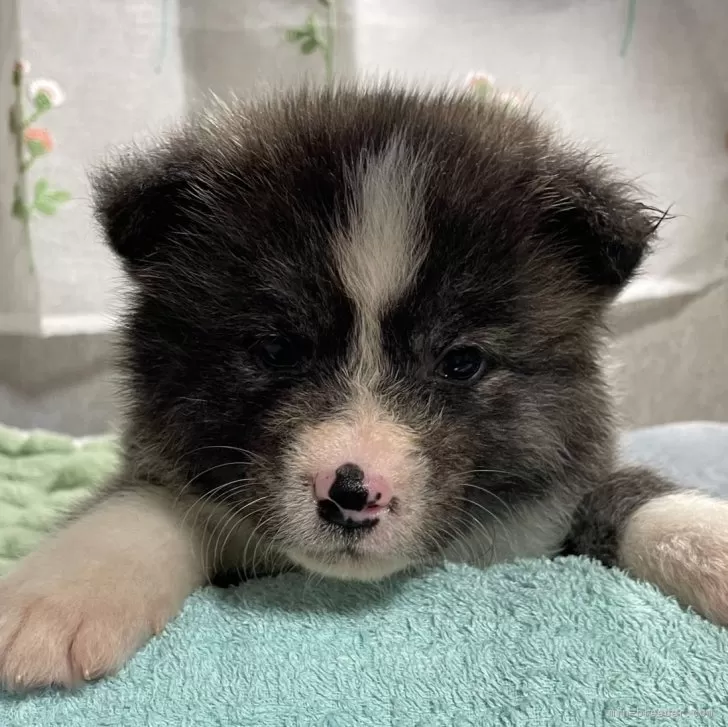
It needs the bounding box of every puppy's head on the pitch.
[95,86,663,580]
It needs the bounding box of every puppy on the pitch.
[1,85,727,690]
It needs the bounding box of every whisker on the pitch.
[440,501,493,564]
[211,498,268,573]
[460,482,516,521]
[174,461,253,508]
[259,521,288,577]
[173,444,263,465]
[417,528,450,565]
[247,511,282,579]
[240,509,278,580]
[202,501,264,582]
[190,479,254,533]
[456,467,529,479]
[179,477,253,532]
[453,494,507,535]
[178,481,255,579]
[182,483,257,575]
[451,495,510,566]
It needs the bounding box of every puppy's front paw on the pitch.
[0,492,204,691]
[0,567,169,691]
[621,491,728,624]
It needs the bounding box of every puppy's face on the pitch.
[96,87,661,580]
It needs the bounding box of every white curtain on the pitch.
[1,0,726,433]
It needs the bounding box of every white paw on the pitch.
[0,493,204,691]
[621,491,728,624]
[0,567,169,691]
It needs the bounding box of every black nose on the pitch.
[317,463,376,530]
[328,463,368,511]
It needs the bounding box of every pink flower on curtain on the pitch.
[24,127,54,153]
[465,71,496,94]
[13,59,31,75]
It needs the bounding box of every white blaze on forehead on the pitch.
[336,139,428,378]
[277,141,432,583]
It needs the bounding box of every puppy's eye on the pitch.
[435,345,486,383]
[254,335,309,371]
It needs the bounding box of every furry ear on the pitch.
[92,149,199,275]
[538,161,668,293]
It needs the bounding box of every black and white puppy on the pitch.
[1,85,726,690]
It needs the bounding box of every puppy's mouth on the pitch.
[315,497,395,532]
[282,496,414,580]
[313,497,395,553]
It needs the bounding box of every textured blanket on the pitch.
[0,428,117,574]
[1,422,727,726]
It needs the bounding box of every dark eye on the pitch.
[254,335,309,371]
[435,345,486,383]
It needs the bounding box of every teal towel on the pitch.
[1,558,727,726]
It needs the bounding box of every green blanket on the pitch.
[0,427,117,574]
[1,424,727,726]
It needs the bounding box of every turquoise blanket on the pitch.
[2,560,727,726]
[1,423,728,726]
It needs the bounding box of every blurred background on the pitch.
[0,0,726,436]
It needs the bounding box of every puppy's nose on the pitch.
[329,463,368,510]
[314,463,392,510]
[314,463,393,528]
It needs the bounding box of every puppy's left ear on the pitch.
[538,160,667,295]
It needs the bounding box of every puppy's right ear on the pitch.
[92,149,197,276]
